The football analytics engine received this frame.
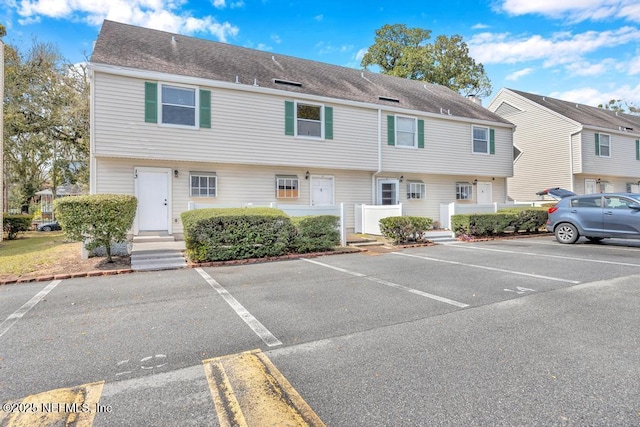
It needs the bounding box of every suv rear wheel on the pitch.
[555,223,579,244]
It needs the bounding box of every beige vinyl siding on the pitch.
[573,174,640,194]
[93,73,377,170]
[488,91,579,201]
[397,175,507,223]
[580,131,640,177]
[95,158,372,233]
[382,114,513,177]
[571,133,582,174]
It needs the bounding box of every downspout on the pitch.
[372,109,383,204]
[569,129,581,193]
[89,66,97,194]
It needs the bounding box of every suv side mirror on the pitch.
[628,204,640,211]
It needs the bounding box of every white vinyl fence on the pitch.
[354,204,403,235]
[187,202,347,247]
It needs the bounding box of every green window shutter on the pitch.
[199,89,211,128]
[387,115,395,146]
[489,128,496,155]
[417,119,425,148]
[144,82,158,123]
[285,101,295,136]
[595,133,600,156]
[324,106,333,140]
[636,139,639,160]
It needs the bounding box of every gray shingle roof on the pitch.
[509,88,640,134]
[90,20,511,125]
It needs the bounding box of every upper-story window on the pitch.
[595,133,610,157]
[472,126,489,154]
[396,116,417,147]
[144,81,211,129]
[297,103,322,137]
[284,101,333,140]
[162,85,196,126]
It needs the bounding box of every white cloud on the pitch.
[315,41,353,55]
[314,14,323,21]
[469,26,640,67]
[355,48,367,61]
[505,67,534,81]
[14,0,239,42]
[498,0,640,23]
[472,23,490,29]
[212,0,226,8]
[550,83,640,106]
[271,34,281,44]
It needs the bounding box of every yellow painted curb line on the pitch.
[0,381,104,427]
[203,349,325,427]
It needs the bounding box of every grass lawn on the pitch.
[0,231,82,278]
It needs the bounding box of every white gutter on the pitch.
[89,67,97,194]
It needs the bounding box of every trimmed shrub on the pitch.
[379,216,433,244]
[499,208,548,232]
[54,194,137,262]
[182,207,297,262]
[451,213,516,237]
[3,214,33,240]
[291,215,340,253]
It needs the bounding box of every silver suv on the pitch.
[546,192,640,243]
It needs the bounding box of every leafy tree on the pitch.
[597,99,639,115]
[2,29,89,212]
[361,24,492,97]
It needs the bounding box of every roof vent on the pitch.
[440,108,451,115]
[378,96,400,103]
[273,78,302,87]
[235,75,240,84]
[620,126,634,132]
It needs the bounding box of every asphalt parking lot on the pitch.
[1,235,640,426]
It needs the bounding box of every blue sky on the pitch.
[2,0,639,108]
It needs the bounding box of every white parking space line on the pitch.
[195,268,282,347]
[0,280,62,339]
[301,258,470,308]
[393,252,580,284]
[453,245,640,268]
[496,238,640,252]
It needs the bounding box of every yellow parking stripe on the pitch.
[203,349,325,427]
[0,381,104,427]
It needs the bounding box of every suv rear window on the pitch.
[571,197,602,208]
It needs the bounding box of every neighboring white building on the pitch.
[89,21,514,237]
[488,88,640,202]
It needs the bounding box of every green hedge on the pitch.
[291,215,340,253]
[182,208,297,262]
[452,209,548,237]
[54,194,137,262]
[379,216,433,244]
[3,214,33,240]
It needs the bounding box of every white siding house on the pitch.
[488,88,640,202]
[89,21,514,236]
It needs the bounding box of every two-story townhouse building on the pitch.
[488,88,640,202]
[89,20,514,237]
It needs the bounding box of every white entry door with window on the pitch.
[476,182,493,204]
[135,167,170,232]
[311,176,334,206]
[377,179,399,205]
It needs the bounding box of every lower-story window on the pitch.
[276,175,300,198]
[407,181,426,199]
[190,172,217,197]
[456,182,473,200]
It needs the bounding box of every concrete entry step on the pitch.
[131,235,187,271]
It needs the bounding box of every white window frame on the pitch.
[456,182,473,200]
[472,125,490,154]
[395,115,418,148]
[160,82,199,128]
[295,101,324,139]
[406,181,426,200]
[626,182,640,193]
[597,133,611,157]
[190,172,217,197]
[276,175,300,199]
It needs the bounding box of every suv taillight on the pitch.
[548,206,559,214]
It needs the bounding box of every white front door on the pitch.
[135,168,170,232]
[311,176,334,206]
[585,179,597,194]
[477,182,493,204]
[377,179,399,205]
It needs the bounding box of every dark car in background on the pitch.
[546,192,640,243]
[37,221,62,232]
